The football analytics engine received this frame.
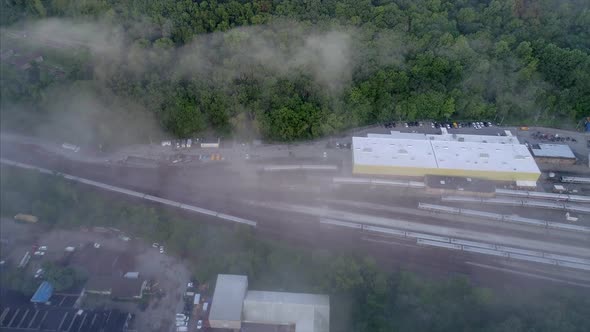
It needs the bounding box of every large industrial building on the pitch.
[243,291,330,332]
[208,274,329,332]
[353,131,541,182]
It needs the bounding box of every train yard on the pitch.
[1,126,590,290]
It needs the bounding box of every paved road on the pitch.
[2,131,590,288]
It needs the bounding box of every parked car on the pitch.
[197,320,203,329]
[159,246,165,254]
[34,268,44,278]
[38,246,47,251]
[33,251,45,256]
[175,314,186,320]
[152,243,159,248]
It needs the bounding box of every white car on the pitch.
[93,243,101,249]
[62,143,80,152]
[159,246,165,254]
[197,320,203,329]
[34,268,44,278]
[187,282,194,288]
[33,251,45,256]
[175,314,186,320]
[39,246,47,251]
[187,139,192,148]
[175,321,187,327]
[152,243,159,248]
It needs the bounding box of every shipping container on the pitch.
[14,213,38,223]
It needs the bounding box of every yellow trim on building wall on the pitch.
[353,164,540,182]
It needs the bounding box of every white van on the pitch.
[203,302,209,311]
[62,143,80,152]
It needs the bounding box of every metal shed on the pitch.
[208,274,248,329]
[30,281,54,303]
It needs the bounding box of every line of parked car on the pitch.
[175,281,206,331]
[531,131,577,143]
[162,139,193,149]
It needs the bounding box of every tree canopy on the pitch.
[1,1,589,143]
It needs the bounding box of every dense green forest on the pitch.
[2,165,590,331]
[1,0,589,145]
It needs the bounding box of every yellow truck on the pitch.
[14,214,38,224]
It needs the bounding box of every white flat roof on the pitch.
[353,135,540,174]
[245,291,329,306]
[209,274,248,322]
[426,133,519,144]
[380,131,520,144]
[531,144,575,159]
[353,137,438,169]
[243,291,329,332]
[432,141,538,173]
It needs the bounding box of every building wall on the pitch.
[353,164,541,182]
[242,302,329,332]
[533,157,576,165]
[209,319,241,330]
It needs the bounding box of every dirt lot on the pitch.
[0,219,190,332]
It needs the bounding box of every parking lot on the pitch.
[0,219,192,332]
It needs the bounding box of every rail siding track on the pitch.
[0,158,257,227]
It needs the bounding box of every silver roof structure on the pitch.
[530,144,576,159]
[374,131,520,144]
[209,274,248,323]
[353,134,540,174]
[243,291,330,332]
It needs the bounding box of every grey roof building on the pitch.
[530,144,576,164]
[208,275,330,332]
[208,274,248,329]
